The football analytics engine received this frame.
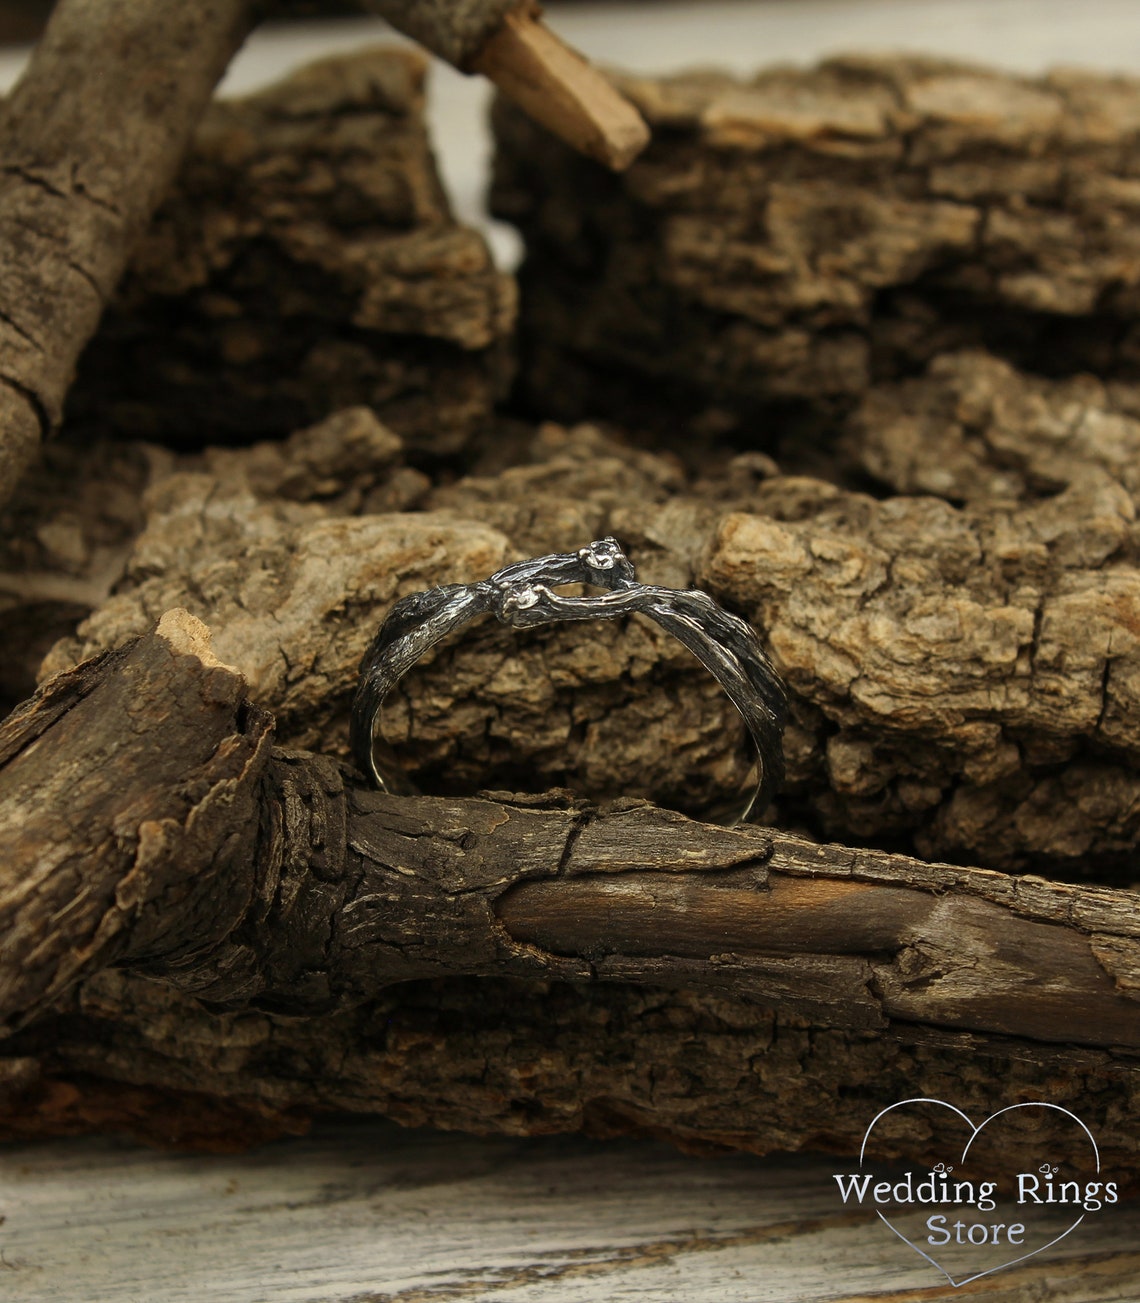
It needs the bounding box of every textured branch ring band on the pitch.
[350,537,788,823]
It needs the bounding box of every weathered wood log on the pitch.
[490,56,1140,441]
[6,969,1140,1180]
[0,610,270,1035]
[0,0,255,507]
[2,612,1139,1175]
[35,390,1140,880]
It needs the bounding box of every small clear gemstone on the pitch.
[581,546,615,569]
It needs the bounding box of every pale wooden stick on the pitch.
[470,5,650,171]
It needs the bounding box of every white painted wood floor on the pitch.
[5,3,1140,1299]
[3,1118,1140,1302]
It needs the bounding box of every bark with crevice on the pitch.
[34,396,1140,880]
[490,55,1140,442]
[66,47,517,457]
[2,613,1139,1176]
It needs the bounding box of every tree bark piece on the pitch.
[10,971,1139,1180]
[0,610,270,1034]
[2,614,1140,1175]
[0,1,644,501]
[0,0,257,507]
[489,55,1140,440]
[0,436,157,712]
[843,347,1140,510]
[65,48,517,457]
[37,402,1140,879]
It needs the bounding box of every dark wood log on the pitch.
[9,973,1140,1180]
[0,609,270,1035]
[2,614,1139,1175]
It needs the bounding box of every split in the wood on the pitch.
[2,612,1139,1174]
[4,613,1140,1053]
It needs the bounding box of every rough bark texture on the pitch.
[490,56,1140,445]
[0,0,257,507]
[5,44,1140,1176]
[36,395,1140,881]
[0,436,156,712]
[0,0,640,499]
[370,0,523,68]
[5,972,1140,1181]
[2,617,1139,1177]
[0,610,270,1034]
[0,33,591,731]
[65,48,517,457]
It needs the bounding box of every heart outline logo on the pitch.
[859,1097,1101,1288]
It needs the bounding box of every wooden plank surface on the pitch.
[2,1119,1139,1302]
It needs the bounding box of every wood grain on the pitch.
[471,5,649,171]
[1,1120,1138,1302]
[0,0,255,506]
[1,614,1139,1174]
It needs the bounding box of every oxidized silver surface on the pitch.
[350,537,787,822]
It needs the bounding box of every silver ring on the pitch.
[350,537,787,823]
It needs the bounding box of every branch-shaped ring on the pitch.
[350,537,788,823]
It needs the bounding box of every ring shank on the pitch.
[350,539,787,823]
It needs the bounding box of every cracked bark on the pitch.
[65,47,517,457]
[490,55,1140,446]
[3,40,1140,1175]
[0,2,645,505]
[35,384,1140,881]
[0,0,257,507]
[2,611,1139,1176]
